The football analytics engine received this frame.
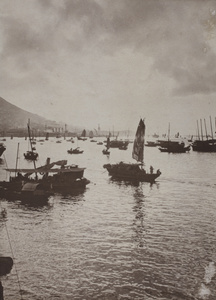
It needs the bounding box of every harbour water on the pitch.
[0,137,216,300]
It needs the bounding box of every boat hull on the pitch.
[159,145,190,153]
[0,176,90,199]
[24,151,38,160]
[192,140,216,152]
[103,163,161,183]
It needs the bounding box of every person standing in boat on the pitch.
[150,166,153,174]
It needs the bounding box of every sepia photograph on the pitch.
[0,0,216,299]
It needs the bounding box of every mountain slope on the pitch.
[0,97,56,130]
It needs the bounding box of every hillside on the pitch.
[0,96,58,130]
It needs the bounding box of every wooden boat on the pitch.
[24,121,39,161]
[67,147,84,154]
[77,137,87,141]
[103,119,161,183]
[192,139,216,152]
[0,257,13,299]
[0,143,6,157]
[66,138,75,143]
[0,158,90,197]
[89,131,94,138]
[102,149,110,155]
[158,123,190,153]
[24,150,39,160]
[109,139,129,148]
[77,129,87,141]
[158,141,190,153]
[192,117,216,152]
[145,141,159,147]
[102,137,110,155]
[0,257,13,276]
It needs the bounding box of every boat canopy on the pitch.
[5,160,85,174]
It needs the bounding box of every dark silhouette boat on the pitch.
[67,147,84,154]
[77,129,87,141]
[24,150,39,160]
[102,137,110,155]
[0,143,6,158]
[103,119,161,183]
[192,139,216,152]
[0,256,13,299]
[77,137,87,141]
[0,257,13,277]
[0,158,90,197]
[24,121,39,161]
[192,117,216,152]
[158,123,190,153]
[109,139,129,148]
[158,140,190,153]
[145,141,159,147]
[102,149,110,155]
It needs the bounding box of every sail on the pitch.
[81,129,86,137]
[132,119,145,162]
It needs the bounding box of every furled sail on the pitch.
[132,119,145,163]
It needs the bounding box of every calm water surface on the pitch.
[0,137,216,300]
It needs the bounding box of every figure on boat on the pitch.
[103,119,161,183]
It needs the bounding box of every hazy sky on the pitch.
[1,0,216,135]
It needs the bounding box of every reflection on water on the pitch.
[17,198,54,212]
[132,186,146,249]
[0,138,216,300]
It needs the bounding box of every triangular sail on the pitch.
[132,119,145,163]
[81,129,86,137]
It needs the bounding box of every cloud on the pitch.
[1,0,216,97]
[0,0,216,132]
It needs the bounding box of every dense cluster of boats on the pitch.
[0,117,216,204]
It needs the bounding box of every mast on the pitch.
[210,116,214,140]
[197,120,200,140]
[168,122,170,142]
[200,119,203,141]
[204,119,208,140]
[15,143,19,177]
[27,120,37,178]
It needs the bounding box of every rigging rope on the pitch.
[2,154,9,181]
[0,201,23,300]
